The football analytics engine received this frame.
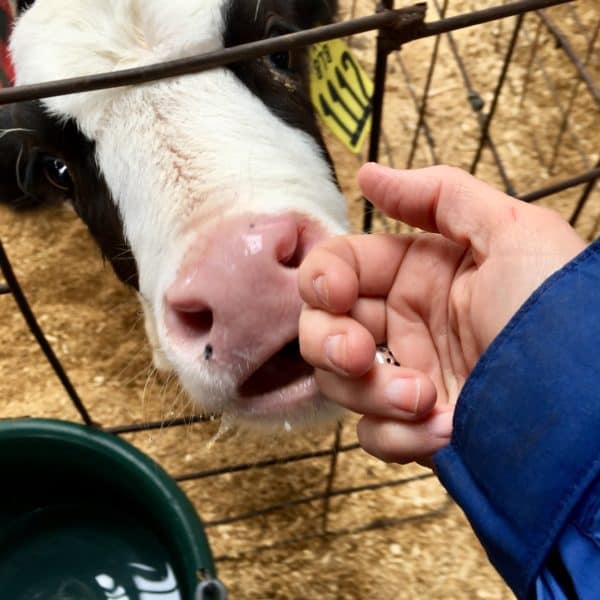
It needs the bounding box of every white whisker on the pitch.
[0,128,34,140]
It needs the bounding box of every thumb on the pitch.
[358,163,518,258]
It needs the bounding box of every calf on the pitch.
[1,0,349,427]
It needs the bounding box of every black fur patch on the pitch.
[0,6,8,42]
[223,0,335,155]
[5,102,139,288]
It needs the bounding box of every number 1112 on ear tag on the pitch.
[309,39,374,154]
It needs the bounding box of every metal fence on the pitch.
[1,0,598,565]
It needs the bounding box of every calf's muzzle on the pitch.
[164,212,326,397]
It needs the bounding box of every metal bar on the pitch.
[568,158,600,227]
[406,0,448,169]
[0,239,95,426]
[414,0,572,41]
[363,0,400,234]
[516,16,592,170]
[431,0,515,194]
[396,56,439,164]
[347,0,360,42]
[470,13,525,175]
[204,472,435,528]
[173,443,361,482]
[519,17,543,108]
[321,422,343,533]
[566,4,591,45]
[0,0,572,107]
[0,6,424,106]
[213,496,453,563]
[508,19,560,170]
[548,18,600,174]
[494,18,552,172]
[488,0,556,173]
[104,414,212,434]
[381,131,398,171]
[518,166,600,203]
[537,9,600,107]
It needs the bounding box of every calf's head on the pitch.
[1,0,348,426]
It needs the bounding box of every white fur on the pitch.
[10,0,349,419]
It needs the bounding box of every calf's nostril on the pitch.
[280,242,305,269]
[279,226,308,269]
[173,308,214,338]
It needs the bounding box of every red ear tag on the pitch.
[0,0,15,87]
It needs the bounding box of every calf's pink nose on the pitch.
[164,213,312,367]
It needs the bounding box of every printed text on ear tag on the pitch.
[309,39,373,154]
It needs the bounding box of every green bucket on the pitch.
[0,418,226,599]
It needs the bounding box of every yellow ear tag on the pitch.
[309,39,373,154]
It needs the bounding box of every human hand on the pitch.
[299,164,586,466]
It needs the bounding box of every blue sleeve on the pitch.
[433,239,600,599]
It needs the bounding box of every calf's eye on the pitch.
[42,156,72,192]
[265,14,296,73]
[269,50,292,71]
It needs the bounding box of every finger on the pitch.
[357,406,454,465]
[358,163,519,258]
[315,366,437,421]
[349,297,387,343]
[299,233,414,310]
[299,306,376,377]
[298,242,360,314]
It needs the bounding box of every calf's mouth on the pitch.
[238,339,314,399]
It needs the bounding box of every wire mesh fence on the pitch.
[1,0,598,591]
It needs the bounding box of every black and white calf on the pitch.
[1,0,349,426]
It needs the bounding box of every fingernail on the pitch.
[325,334,346,373]
[428,411,454,438]
[313,275,329,307]
[384,378,420,414]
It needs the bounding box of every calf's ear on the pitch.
[296,0,337,27]
[0,104,50,210]
[0,104,26,207]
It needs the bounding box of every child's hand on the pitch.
[299,164,585,466]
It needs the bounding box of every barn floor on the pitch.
[1,1,598,598]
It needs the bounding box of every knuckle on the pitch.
[435,164,464,181]
[357,419,405,464]
[535,204,570,229]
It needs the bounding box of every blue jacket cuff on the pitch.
[434,239,600,599]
